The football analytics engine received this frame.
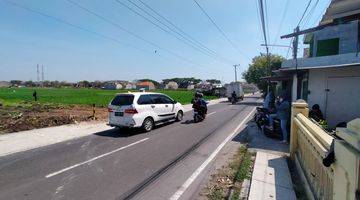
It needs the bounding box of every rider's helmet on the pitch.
[195,92,202,98]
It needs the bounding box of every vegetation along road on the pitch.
[0,87,217,106]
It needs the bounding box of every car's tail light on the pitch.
[108,107,114,112]
[125,108,138,114]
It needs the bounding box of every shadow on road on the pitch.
[181,120,194,124]
[94,128,144,138]
[232,101,263,106]
[232,120,288,154]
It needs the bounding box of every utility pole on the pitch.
[291,26,300,101]
[36,64,40,85]
[41,65,44,87]
[233,64,240,82]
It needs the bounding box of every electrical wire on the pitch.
[64,0,205,68]
[3,0,205,68]
[297,0,313,27]
[136,0,237,64]
[115,0,233,65]
[303,0,320,28]
[192,0,248,59]
[273,0,290,45]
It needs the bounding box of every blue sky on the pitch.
[0,0,330,83]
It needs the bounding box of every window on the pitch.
[149,94,162,104]
[137,95,153,105]
[150,94,173,104]
[301,79,308,101]
[111,95,134,106]
[316,38,339,57]
[159,95,174,104]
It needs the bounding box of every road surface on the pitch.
[0,95,261,200]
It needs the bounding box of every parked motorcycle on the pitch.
[254,107,269,129]
[254,107,282,139]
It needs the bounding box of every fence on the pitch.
[290,101,360,200]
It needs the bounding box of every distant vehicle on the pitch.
[108,92,184,132]
[225,82,244,102]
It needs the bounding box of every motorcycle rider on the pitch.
[231,91,237,103]
[192,92,207,118]
[267,94,290,143]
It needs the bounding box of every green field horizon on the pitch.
[0,87,218,106]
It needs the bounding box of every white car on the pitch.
[108,92,184,132]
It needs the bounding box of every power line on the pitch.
[3,0,205,69]
[264,0,270,47]
[2,0,150,54]
[115,0,231,65]
[273,0,290,45]
[303,0,320,28]
[297,0,313,27]
[192,0,248,59]
[258,0,271,77]
[285,0,313,59]
[64,0,205,68]
[136,0,237,64]
[126,0,215,59]
[258,0,268,50]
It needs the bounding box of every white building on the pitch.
[187,84,195,90]
[165,81,179,90]
[125,83,136,90]
[270,0,360,128]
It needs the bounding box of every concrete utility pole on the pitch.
[292,26,300,102]
[36,64,40,84]
[233,64,240,82]
[41,65,44,87]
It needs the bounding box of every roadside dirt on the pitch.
[198,146,254,200]
[0,103,107,134]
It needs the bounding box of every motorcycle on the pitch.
[231,96,238,104]
[254,107,269,129]
[192,101,207,123]
[254,107,282,139]
[193,109,206,123]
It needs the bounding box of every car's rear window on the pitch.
[110,95,134,106]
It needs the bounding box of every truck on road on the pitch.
[225,82,244,102]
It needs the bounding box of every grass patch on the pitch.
[206,146,254,200]
[0,87,217,106]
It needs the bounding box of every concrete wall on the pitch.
[307,65,360,128]
[312,20,358,55]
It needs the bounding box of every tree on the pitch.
[78,80,91,88]
[10,80,22,86]
[242,54,285,92]
[162,77,201,88]
[24,80,36,87]
[206,79,221,84]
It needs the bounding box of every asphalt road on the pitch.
[0,96,261,200]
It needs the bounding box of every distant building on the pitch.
[136,81,155,90]
[0,81,10,88]
[187,84,195,90]
[212,83,223,88]
[102,82,123,90]
[165,81,178,90]
[195,81,212,91]
[125,83,136,90]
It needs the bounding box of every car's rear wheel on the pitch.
[142,117,154,132]
[176,111,183,122]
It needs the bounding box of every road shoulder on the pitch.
[0,98,226,157]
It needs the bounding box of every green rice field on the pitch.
[0,87,217,106]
